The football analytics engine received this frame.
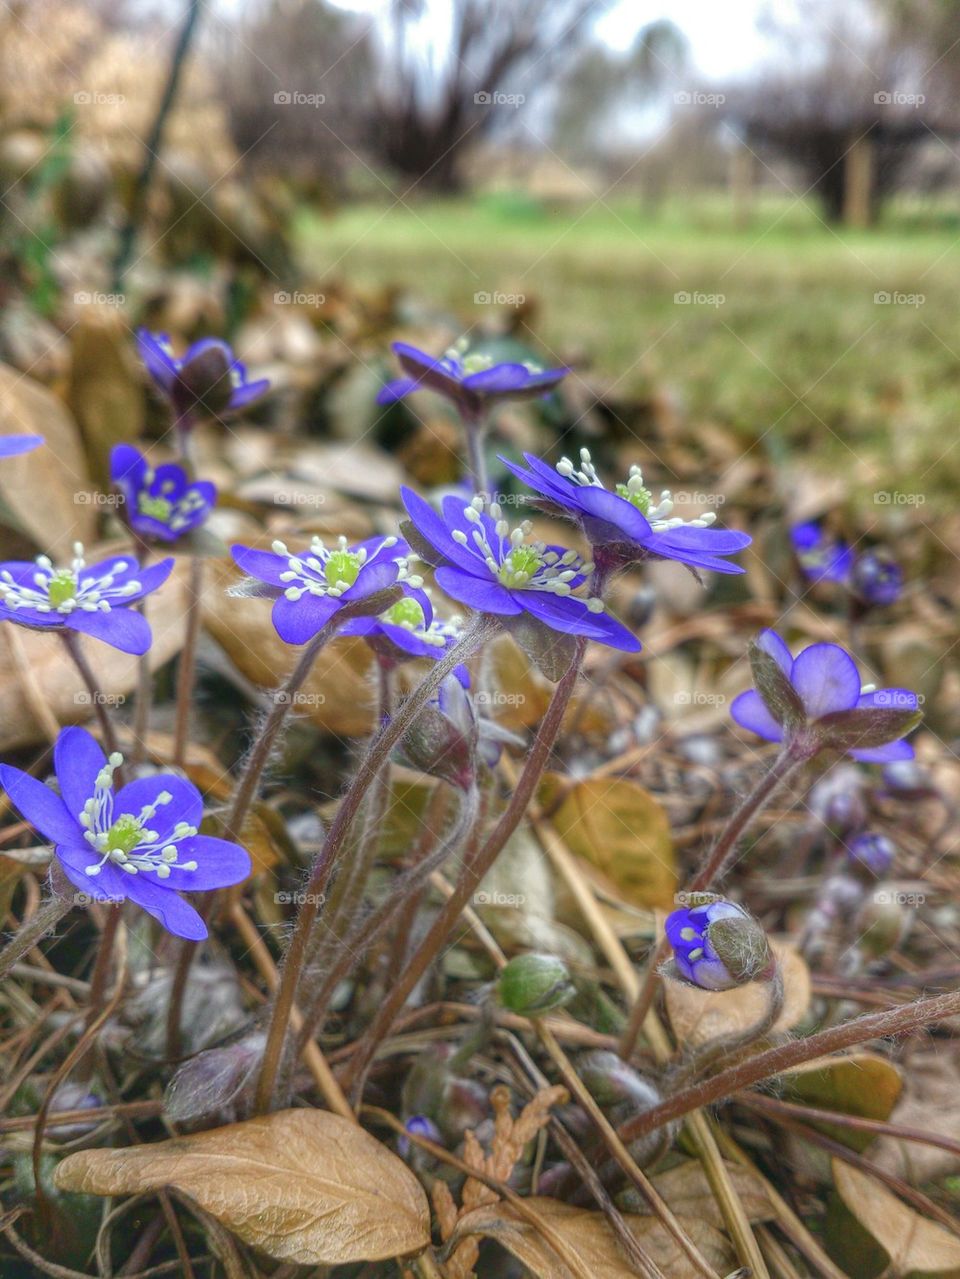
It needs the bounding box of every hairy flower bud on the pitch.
[577,1051,661,1111]
[665,895,774,991]
[394,673,478,790]
[497,952,576,1015]
[856,893,907,957]
[809,764,868,836]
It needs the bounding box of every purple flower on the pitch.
[851,550,902,608]
[111,444,216,544]
[378,339,568,416]
[138,330,269,421]
[0,543,173,656]
[847,832,895,877]
[791,521,853,583]
[730,628,920,763]
[501,449,751,575]
[230,533,409,646]
[401,486,640,652]
[0,435,43,457]
[0,728,250,939]
[665,897,773,991]
[339,584,464,667]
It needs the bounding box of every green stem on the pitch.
[253,617,496,1115]
[340,639,586,1099]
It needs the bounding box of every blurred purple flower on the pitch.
[138,330,269,421]
[378,339,567,416]
[847,831,895,877]
[0,728,250,939]
[791,521,854,583]
[111,444,216,544]
[502,449,751,575]
[851,550,902,607]
[0,543,173,655]
[0,435,43,457]
[401,486,640,652]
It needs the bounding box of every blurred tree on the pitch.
[728,0,960,224]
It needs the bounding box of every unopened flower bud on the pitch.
[173,342,236,419]
[577,1051,661,1111]
[856,893,907,957]
[809,764,867,836]
[818,871,868,921]
[847,832,895,878]
[665,895,773,991]
[497,952,576,1015]
[164,1032,265,1126]
[395,674,478,790]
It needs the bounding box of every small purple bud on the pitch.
[847,832,895,878]
[819,871,868,921]
[665,895,774,991]
[809,765,868,836]
[851,550,902,608]
[395,674,478,790]
[398,1114,443,1156]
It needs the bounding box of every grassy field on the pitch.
[300,193,960,502]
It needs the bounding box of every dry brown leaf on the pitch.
[0,361,96,553]
[66,306,144,488]
[0,553,191,751]
[650,1158,774,1228]
[451,1198,736,1279]
[872,1050,960,1183]
[832,1158,960,1276]
[665,939,811,1047]
[54,1110,432,1265]
[541,775,676,910]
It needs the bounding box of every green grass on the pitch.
[299,193,960,502]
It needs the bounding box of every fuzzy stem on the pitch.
[173,555,204,768]
[340,639,586,1098]
[253,617,496,1114]
[618,988,960,1147]
[619,749,804,1060]
[0,868,73,981]
[462,408,489,494]
[131,540,153,767]
[60,632,120,759]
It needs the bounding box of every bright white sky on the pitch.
[326,0,790,81]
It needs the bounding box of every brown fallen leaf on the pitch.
[650,1158,774,1229]
[872,1050,960,1183]
[0,361,96,554]
[450,1197,736,1279]
[665,939,810,1047]
[66,306,145,489]
[784,1052,903,1153]
[541,774,676,911]
[832,1158,960,1276]
[54,1110,432,1265]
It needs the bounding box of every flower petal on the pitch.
[730,689,784,742]
[230,545,289,587]
[849,739,915,764]
[121,876,208,940]
[434,566,522,614]
[54,727,106,818]
[113,775,204,841]
[271,594,340,645]
[0,765,78,844]
[791,643,862,718]
[159,835,251,891]
[0,434,43,457]
[66,609,152,656]
[400,487,484,573]
[756,629,794,677]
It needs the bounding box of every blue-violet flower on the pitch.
[378,338,568,417]
[111,444,216,544]
[665,897,773,991]
[138,330,269,421]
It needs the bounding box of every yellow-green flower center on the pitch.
[104,814,143,855]
[385,597,425,628]
[324,550,361,589]
[47,569,77,607]
[498,545,543,588]
[138,493,174,522]
[615,479,652,514]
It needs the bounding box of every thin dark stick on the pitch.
[173,556,204,768]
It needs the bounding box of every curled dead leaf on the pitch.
[53,1110,432,1265]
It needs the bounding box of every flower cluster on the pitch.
[111,444,216,544]
[0,728,250,939]
[792,521,902,607]
[0,544,173,655]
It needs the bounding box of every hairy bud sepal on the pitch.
[664,895,774,991]
[497,952,576,1016]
